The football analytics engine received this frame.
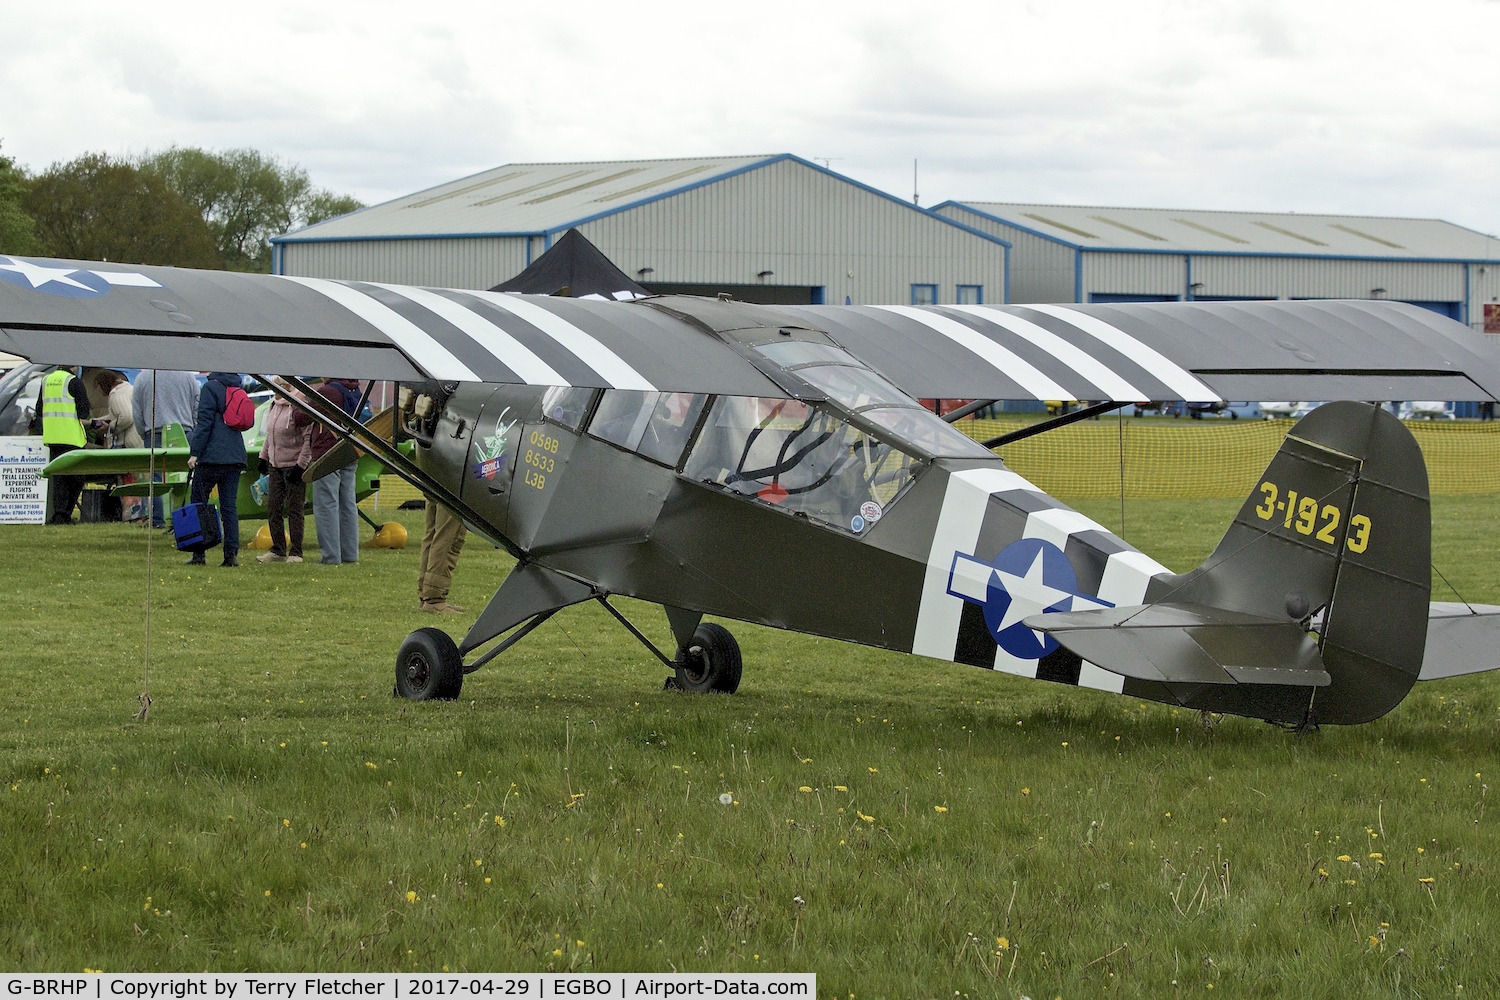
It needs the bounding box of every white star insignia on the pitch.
[991,548,1076,638]
[0,257,96,291]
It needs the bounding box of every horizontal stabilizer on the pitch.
[1025,603,1329,687]
[1420,603,1500,680]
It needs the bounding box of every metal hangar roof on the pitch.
[940,202,1500,261]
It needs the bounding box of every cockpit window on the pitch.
[752,341,860,369]
[541,386,596,431]
[589,389,707,468]
[637,392,709,467]
[860,406,996,459]
[795,365,911,410]
[683,396,918,533]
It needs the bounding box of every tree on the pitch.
[0,142,43,256]
[141,147,363,271]
[23,154,222,268]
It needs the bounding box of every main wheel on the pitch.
[395,627,464,700]
[672,622,742,694]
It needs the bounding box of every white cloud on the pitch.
[2,0,1498,233]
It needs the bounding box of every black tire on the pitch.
[673,622,742,694]
[395,627,464,700]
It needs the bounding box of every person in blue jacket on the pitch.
[186,372,248,567]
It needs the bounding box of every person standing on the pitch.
[34,366,103,524]
[132,369,200,529]
[186,372,248,567]
[256,379,314,563]
[94,369,145,521]
[417,498,467,613]
[308,377,363,565]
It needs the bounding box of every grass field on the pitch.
[3,495,1500,997]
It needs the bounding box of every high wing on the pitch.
[3,256,1499,404]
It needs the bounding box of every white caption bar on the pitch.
[1,974,816,999]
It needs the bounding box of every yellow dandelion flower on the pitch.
[996,937,1009,950]
[474,859,483,867]
[282,819,290,827]
[1221,818,1228,824]
[577,940,584,948]
[868,767,878,774]
[1368,935,1380,948]
[264,890,271,897]
[799,786,812,793]
[406,891,417,903]
[834,785,848,792]
[657,883,664,890]
[457,771,462,776]
[1337,855,1351,862]
[1369,853,1382,860]
[934,805,948,813]
[1345,879,1357,886]
[484,877,491,884]
[1062,742,1068,747]
[1318,868,1329,879]
[496,816,506,827]
[1417,847,1425,854]
[300,843,307,849]
[1022,788,1030,795]
[1419,877,1435,885]
[552,949,562,958]
[279,742,286,748]
[321,741,328,746]
[365,762,377,770]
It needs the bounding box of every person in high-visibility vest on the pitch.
[34,367,102,524]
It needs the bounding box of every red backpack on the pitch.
[222,385,256,431]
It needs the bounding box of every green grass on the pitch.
[3,497,1499,997]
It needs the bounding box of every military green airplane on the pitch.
[4,252,1500,728]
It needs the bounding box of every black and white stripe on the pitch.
[912,467,1173,693]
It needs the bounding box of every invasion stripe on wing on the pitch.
[470,291,655,391]
[875,305,1072,402]
[1022,304,1220,402]
[953,305,1147,402]
[371,284,567,386]
[278,276,480,382]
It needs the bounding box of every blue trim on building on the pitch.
[272,230,547,245]
[1465,263,1471,325]
[1185,254,1192,301]
[811,286,825,305]
[911,283,938,305]
[1073,248,1082,303]
[957,284,983,305]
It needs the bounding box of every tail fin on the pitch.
[1167,400,1430,724]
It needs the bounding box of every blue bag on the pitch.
[172,473,223,553]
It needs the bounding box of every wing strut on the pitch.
[981,400,1132,448]
[257,374,521,558]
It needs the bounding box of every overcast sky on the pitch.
[4,0,1499,234]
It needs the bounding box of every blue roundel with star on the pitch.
[983,537,1083,659]
[0,256,112,298]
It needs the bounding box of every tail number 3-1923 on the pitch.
[1254,481,1371,553]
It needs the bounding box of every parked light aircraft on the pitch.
[4,253,1500,727]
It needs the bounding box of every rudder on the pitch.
[1163,401,1430,724]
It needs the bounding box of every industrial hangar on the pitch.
[933,200,1500,331]
[271,155,1009,307]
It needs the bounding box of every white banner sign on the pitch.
[0,435,47,524]
[0,975,816,999]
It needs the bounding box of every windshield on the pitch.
[683,396,917,533]
[752,341,861,368]
[860,407,996,459]
[795,365,912,410]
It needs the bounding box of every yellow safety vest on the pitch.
[41,369,86,447]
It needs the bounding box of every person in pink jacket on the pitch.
[256,379,314,563]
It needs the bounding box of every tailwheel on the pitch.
[395,627,464,700]
[671,622,742,694]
